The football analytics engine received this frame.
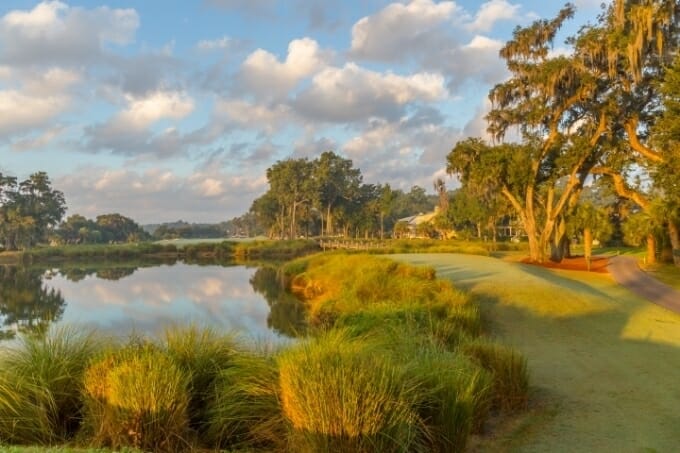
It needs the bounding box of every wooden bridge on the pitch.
[318,239,385,251]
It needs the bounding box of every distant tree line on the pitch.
[250,151,436,239]
[54,213,150,245]
[0,172,66,251]
[0,171,149,251]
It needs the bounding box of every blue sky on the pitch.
[0,0,606,223]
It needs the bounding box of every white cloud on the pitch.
[350,0,458,61]
[116,91,194,130]
[0,1,139,66]
[466,0,521,32]
[58,166,268,223]
[215,99,292,135]
[574,0,610,9]
[294,63,447,123]
[0,67,79,138]
[238,38,326,99]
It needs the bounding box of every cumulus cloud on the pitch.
[350,0,458,61]
[293,63,447,123]
[341,107,462,189]
[0,1,139,66]
[237,38,327,100]
[215,99,292,135]
[466,0,521,32]
[82,91,195,156]
[58,166,268,223]
[0,67,79,138]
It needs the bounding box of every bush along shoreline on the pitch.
[0,254,528,452]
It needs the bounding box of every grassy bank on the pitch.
[1,239,320,265]
[396,253,680,452]
[0,254,528,452]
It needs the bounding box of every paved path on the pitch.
[608,256,680,314]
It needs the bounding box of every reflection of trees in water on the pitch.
[55,266,137,282]
[249,266,306,337]
[0,266,66,341]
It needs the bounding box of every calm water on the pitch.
[0,262,305,343]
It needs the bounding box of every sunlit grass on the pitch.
[82,342,190,452]
[277,330,425,453]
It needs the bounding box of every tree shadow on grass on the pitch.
[470,290,680,452]
[514,262,622,304]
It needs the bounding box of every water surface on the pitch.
[0,262,304,343]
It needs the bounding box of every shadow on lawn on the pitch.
[470,289,680,452]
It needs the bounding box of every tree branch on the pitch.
[591,166,650,209]
[624,117,664,163]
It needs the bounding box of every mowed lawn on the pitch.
[395,253,680,453]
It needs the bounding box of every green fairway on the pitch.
[394,254,680,453]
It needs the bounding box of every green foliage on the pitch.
[459,340,529,412]
[206,351,285,450]
[55,214,149,245]
[162,325,236,435]
[0,327,103,444]
[0,172,66,251]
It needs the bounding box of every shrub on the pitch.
[0,327,102,444]
[82,342,190,452]
[459,340,529,412]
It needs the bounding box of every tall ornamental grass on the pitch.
[0,327,102,444]
[162,325,236,435]
[277,330,425,453]
[460,340,529,411]
[287,254,470,327]
[206,351,286,451]
[82,342,190,452]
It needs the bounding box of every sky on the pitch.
[0,0,608,224]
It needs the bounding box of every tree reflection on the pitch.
[0,266,66,340]
[249,266,307,337]
[54,266,137,282]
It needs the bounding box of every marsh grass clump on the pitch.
[162,325,236,435]
[277,330,425,453]
[460,340,529,412]
[407,348,493,450]
[0,327,103,444]
[206,351,286,451]
[82,342,190,452]
[288,254,470,327]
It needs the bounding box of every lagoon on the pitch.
[0,262,304,343]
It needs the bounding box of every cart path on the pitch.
[608,256,680,315]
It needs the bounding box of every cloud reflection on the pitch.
[45,263,284,342]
